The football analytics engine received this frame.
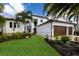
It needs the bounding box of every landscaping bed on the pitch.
[0,32,34,43]
[45,36,79,56]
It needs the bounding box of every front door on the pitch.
[34,28,37,34]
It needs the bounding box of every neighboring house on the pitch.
[1,15,47,33]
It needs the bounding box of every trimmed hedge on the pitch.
[0,32,34,42]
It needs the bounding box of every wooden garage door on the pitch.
[68,27,72,35]
[54,26,67,36]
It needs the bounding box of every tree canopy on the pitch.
[44,3,79,20]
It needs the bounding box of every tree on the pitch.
[44,3,79,20]
[0,3,5,34]
[0,3,5,25]
[16,11,32,32]
[0,3,4,13]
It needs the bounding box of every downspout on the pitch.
[50,20,52,40]
[76,14,79,31]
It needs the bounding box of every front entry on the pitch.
[34,28,37,34]
[34,19,37,34]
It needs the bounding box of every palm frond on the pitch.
[44,3,79,20]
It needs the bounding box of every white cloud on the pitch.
[3,4,16,15]
[27,3,31,6]
[3,3,25,18]
[9,3,24,13]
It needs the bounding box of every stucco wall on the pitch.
[3,20,25,33]
[37,22,51,37]
[32,16,48,25]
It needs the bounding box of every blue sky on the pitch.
[23,3,45,16]
[3,3,46,18]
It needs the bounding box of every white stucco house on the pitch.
[0,14,77,39]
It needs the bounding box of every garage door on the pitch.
[68,27,72,35]
[54,26,67,36]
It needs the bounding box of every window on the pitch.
[41,19,43,22]
[14,22,16,28]
[9,22,12,28]
[34,19,37,27]
[17,23,20,28]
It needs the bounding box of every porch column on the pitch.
[66,26,69,35]
[72,27,74,35]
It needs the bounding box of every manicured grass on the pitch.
[0,35,60,56]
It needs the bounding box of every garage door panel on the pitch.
[54,26,67,36]
[68,27,72,35]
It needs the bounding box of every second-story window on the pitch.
[41,19,43,22]
[34,19,37,27]
[17,23,20,28]
[9,22,12,28]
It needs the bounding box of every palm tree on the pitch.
[44,3,79,30]
[0,3,5,25]
[0,4,5,34]
[16,11,32,33]
[44,3,79,20]
[0,3,4,13]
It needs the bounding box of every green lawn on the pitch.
[0,35,60,56]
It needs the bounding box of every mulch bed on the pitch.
[45,39,79,56]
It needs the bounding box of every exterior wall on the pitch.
[32,16,48,25]
[3,20,25,33]
[30,21,34,33]
[32,15,48,33]
[76,17,79,30]
[37,22,51,37]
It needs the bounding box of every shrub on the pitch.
[74,31,79,35]
[0,34,10,42]
[11,32,25,39]
[61,36,70,44]
[55,36,59,40]
[55,36,60,44]
[55,36,70,45]
[23,32,33,37]
[45,35,49,41]
[0,32,34,42]
[74,37,79,42]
